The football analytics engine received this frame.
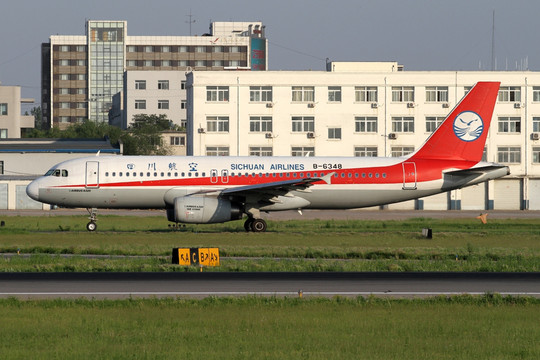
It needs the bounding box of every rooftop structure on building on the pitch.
[42,20,267,129]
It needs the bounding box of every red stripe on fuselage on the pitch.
[53,159,475,189]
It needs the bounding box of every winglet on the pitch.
[96,150,101,157]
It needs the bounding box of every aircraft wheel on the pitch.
[86,221,97,232]
[250,218,267,233]
[244,218,253,232]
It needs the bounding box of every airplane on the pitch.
[26,81,509,232]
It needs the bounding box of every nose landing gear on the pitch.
[86,208,98,232]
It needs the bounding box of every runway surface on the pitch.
[1,272,539,299]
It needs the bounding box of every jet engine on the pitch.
[167,196,243,224]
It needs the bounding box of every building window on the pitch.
[170,136,185,146]
[250,86,272,102]
[127,60,136,67]
[0,103,7,115]
[355,116,377,132]
[533,87,540,102]
[292,146,315,157]
[206,146,229,156]
[292,86,315,102]
[229,60,241,67]
[158,100,169,110]
[179,60,188,67]
[212,46,224,53]
[162,46,170,53]
[391,146,415,157]
[144,46,153,53]
[59,88,69,95]
[181,100,187,109]
[426,116,444,132]
[135,100,146,109]
[158,80,169,90]
[127,46,136,52]
[328,128,341,139]
[207,116,229,132]
[213,60,223,67]
[0,160,3,174]
[392,116,415,132]
[498,146,521,163]
[194,60,206,67]
[425,86,448,102]
[59,45,69,52]
[59,59,70,66]
[392,86,414,102]
[181,81,186,90]
[60,102,70,109]
[0,129,7,138]
[144,60,153,67]
[76,102,87,109]
[292,116,315,132]
[229,46,240,53]
[498,86,521,102]
[195,46,206,53]
[354,146,378,157]
[179,46,188,52]
[533,117,540,132]
[498,116,521,133]
[355,86,378,102]
[249,116,272,132]
[328,86,341,102]
[77,74,86,81]
[59,116,69,123]
[249,146,273,156]
[161,60,170,67]
[533,147,540,163]
[206,86,229,102]
[59,74,70,81]
[76,45,86,52]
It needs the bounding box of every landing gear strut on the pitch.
[243,217,267,232]
[86,208,98,232]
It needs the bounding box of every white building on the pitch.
[185,62,540,210]
[0,83,35,138]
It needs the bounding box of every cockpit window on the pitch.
[45,169,55,176]
[61,170,68,177]
[53,169,61,177]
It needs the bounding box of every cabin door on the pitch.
[402,162,417,190]
[86,161,100,188]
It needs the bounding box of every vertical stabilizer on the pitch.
[410,82,500,162]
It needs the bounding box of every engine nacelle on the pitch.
[167,196,242,224]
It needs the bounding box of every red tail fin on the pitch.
[410,82,500,162]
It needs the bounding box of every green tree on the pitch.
[120,114,173,155]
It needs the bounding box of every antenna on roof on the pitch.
[186,9,196,36]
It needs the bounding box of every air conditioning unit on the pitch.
[371,103,378,109]
[514,103,522,109]
[197,128,205,134]
[266,103,273,108]
[388,133,397,140]
[265,132,273,139]
[307,132,315,139]
[442,103,449,108]
[406,102,415,108]
[307,103,315,108]
[531,133,539,140]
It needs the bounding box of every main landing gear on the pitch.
[243,217,267,232]
[86,208,98,232]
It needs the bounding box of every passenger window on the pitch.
[105,172,109,177]
[112,172,116,177]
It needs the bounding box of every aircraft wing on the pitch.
[221,172,334,197]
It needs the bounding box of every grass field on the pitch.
[0,295,538,359]
[1,215,539,272]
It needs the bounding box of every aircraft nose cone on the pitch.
[26,180,40,201]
